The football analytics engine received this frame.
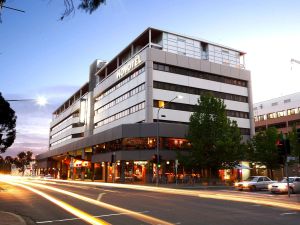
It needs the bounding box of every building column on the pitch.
[145,49,153,123]
[104,162,108,182]
[81,150,85,180]
[120,160,126,183]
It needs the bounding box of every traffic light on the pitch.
[276,139,285,157]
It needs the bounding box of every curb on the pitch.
[0,211,27,225]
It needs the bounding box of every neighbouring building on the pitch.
[36,27,254,183]
[253,93,300,178]
[254,92,300,134]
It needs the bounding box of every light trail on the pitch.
[4,178,174,225]
[27,177,300,212]
[0,179,110,225]
[2,175,300,212]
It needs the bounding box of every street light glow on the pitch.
[36,96,47,106]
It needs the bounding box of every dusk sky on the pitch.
[1,0,300,157]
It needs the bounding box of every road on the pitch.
[0,176,299,225]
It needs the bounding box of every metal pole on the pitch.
[285,160,290,198]
[156,108,161,186]
[155,96,178,187]
[284,139,290,198]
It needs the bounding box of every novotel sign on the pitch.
[116,54,142,79]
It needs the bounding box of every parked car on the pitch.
[234,176,275,191]
[268,177,300,194]
[43,174,54,180]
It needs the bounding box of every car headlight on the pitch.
[279,184,287,190]
[234,182,239,187]
[268,184,272,189]
[243,183,248,187]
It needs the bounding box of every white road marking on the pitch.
[36,211,150,224]
[280,212,298,216]
[97,193,106,201]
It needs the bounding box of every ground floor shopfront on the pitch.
[36,155,253,185]
[36,123,253,184]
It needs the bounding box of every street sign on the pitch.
[287,156,296,162]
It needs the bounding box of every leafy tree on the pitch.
[287,125,300,162]
[249,127,281,179]
[0,0,106,21]
[0,155,14,173]
[0,92,16,153]
[14,151,33,176]
[185,93,244,180]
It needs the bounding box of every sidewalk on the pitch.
[0,211,26,225]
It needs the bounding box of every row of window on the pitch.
[94,102,145,128]
[95,66,145,101]
[153,100,249,119]
[51,125,72,139]
[153,81,248,103]
[95,83,145,114]
[51,112,79,133]
[50,135,72,147]
[254,107,300,122]
[151,118,251,135]
[50,133,84,148]
[153,62,247,87]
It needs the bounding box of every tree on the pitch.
[0,155,14,174]
[185,93,244,180]
[14,151,33,176]
[0,92,16,153]
[0,0,106,22]
[287,125,300,162]
[249,127,281,179]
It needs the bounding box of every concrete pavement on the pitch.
[0,211,26,225]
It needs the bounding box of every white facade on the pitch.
[48,28,253,151]
[254,92,300,122]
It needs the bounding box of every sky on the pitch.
[1,0,300,156]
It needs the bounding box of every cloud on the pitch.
[1,84,81,157]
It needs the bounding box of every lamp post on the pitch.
[7,96,47,106]
[156,95,183,186]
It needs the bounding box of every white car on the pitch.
[268,177,300,194]
[234,176,275,191]
[43,174,54,180]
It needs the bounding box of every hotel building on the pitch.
[36,27,254,183]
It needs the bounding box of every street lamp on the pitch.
[7,96,48,106]
[156,95,183,186]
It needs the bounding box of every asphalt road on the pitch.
[0,178,300,225]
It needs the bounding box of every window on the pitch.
[271,102,278,106]
[94,102,145,128]
[95,83,145,114]
[153,62,247,87]
[95,66,145,101]
[153,81,248,103]
[153,100,249,119]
